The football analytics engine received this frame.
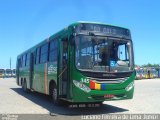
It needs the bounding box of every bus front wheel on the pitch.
[50,85,59,105]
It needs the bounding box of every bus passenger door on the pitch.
[59,39,68,97]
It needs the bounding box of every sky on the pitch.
[0,0,160,69]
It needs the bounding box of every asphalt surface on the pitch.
[0,78,160,120]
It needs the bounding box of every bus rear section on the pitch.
[143,68,154,79]
[151,68,158,78]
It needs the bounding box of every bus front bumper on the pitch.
[71,82,134,103]
[88,88,134,101]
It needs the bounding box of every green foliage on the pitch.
[141,63,160,68]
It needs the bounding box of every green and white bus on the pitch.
[16,21,135,104]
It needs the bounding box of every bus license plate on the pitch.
[104,94,114,99]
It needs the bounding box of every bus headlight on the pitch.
[125,82,134,91]
[73,80,91,93]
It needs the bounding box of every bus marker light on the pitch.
[89,80,95,89]
[95,83,100,90]
[73,80,91,93]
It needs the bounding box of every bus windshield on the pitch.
[75,35,133,72]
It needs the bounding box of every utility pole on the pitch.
[10,57,11,69]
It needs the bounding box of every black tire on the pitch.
[22,80,29,93]
[50,85,60,105]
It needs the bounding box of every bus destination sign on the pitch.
[75,23,131,39]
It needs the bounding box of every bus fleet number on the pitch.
[80,78,89,83]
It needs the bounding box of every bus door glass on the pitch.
[59,38,68,97]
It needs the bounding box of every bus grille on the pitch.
[87,77,129,84]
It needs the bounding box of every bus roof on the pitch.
[17,21,130,58]
[70,21,129,30]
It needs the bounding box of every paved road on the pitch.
[0,78,160,119]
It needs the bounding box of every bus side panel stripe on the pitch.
[95,83,100,90]
[89,80,95,89]
[44,63,48,94]
[101,84,106,90]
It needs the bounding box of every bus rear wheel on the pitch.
[22,80,29,92]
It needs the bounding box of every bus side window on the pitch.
[49,40,57,62]
[40,44,48,63]
[36,48,40,64]
[34,51,36,64]
[22,54,26,67]
[26,53,30,66]
[19,57,22,68]
[18,58,21,68]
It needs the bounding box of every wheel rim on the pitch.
[52,88,57,103]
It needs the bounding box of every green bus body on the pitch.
[16,21,135,103]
